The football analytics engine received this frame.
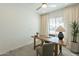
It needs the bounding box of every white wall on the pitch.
[0,3,40,54]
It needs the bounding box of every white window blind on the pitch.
[48,17,64,34]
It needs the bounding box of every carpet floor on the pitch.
[0,43,78,56]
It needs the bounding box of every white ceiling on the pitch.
[33,3,74,15]
[0,3,74,15]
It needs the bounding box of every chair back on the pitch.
[42,43,57,56]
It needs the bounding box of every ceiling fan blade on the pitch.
[36,3,48,11]
[47,4,56,8]
[36,5,42,10]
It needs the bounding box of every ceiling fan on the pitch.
[36,3,56,11]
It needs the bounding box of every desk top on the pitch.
[32,35,66,46]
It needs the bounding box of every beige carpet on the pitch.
[0,43,78,56]
[0,43,36,56]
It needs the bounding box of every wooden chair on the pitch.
[36,43,58,56]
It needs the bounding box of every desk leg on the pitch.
[59,45,62,55]
[41,40,44,46]
[54,44,58,56]
[34,37,36,50]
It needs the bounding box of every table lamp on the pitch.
[56,25,65,55]
[56,26,65,40]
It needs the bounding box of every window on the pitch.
[48,17,64,34]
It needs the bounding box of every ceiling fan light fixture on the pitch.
[41,3,47,8]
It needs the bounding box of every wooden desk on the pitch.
[32,35,66,56]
